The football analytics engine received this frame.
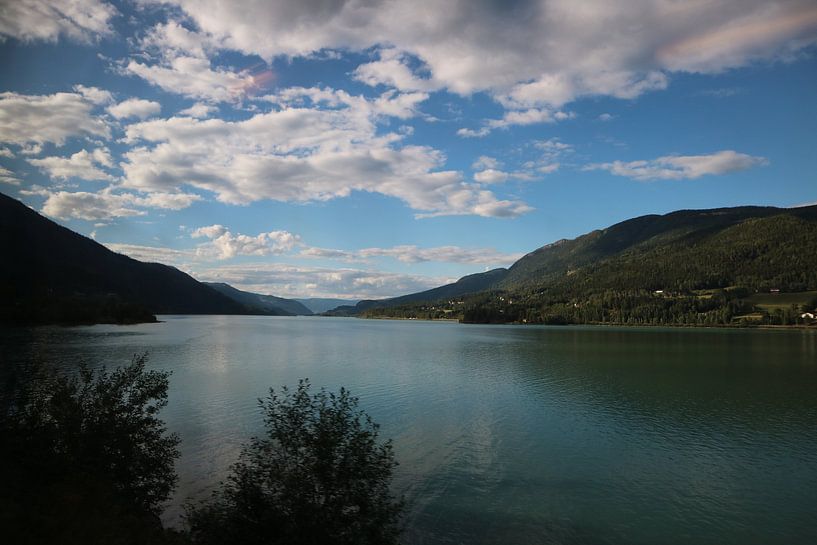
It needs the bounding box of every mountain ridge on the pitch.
[346,204,817,326]
[206,283,313,316]
[0,192,278,324]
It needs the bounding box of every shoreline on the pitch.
[356,314,817,330]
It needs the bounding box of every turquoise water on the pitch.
[3,316,817,544]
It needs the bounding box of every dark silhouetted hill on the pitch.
[0,192,257,325]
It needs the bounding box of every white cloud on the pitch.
[0,0,117,43]
[537,163,560,174]
[473,169,509,184]
[0,90,110,146]
[189,262,455,300]
[187,223,522,266]
[353,48,439,92]
[178,102,218,118]
[123,57,263,103]
[119,86,531,218]
[105,243,196,264]
[37,190,144,220]
[598,113,615,121]
[73,85,114,105]
[586,150,768,181]
[0,147,13,158]
[456,127,491,139]
[472,156,500,170]
[159,0,817,110]
[24,187,202,220]
[138,20,215,59]
[28,148,114,181]
[459,108,574,137]
[301,244,522,266]
[0,166,21,185]
[107,98,162,120]
[191,224,301,259]
[122,21,270,103]
[100,243,459,299]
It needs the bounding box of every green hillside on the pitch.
[326,268,508,316]
[358,205,817,326]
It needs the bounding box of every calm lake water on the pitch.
[3,316,817,544]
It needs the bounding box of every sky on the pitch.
[1,0,815,300]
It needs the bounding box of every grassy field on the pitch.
[746,291,817,312]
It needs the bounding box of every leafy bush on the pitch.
[0,354,181,544]
[187,379,404,545]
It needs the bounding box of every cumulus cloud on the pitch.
[0,0,117,43]
[353,48,439,92]
[73,85,114,105]
[119,86,531,218]
[472,156,500,170]
[0,147,13,158]
[188,223,522,266]
[178,102,218,118]
[191,224,301,259]
[456,127,491,139]
[107,98,161,120]
[23,187,201,220]
[123,57,262,103]
[0,90,110,146]
[473,169,509,184]
[122,20,269,103]
[28,148,114,181]
[158,0,817,110]
[586,150,768,181]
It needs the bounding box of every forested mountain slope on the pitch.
[359,205,817,326]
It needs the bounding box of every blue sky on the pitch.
[1,0,815,299]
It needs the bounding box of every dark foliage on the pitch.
[0,354,182,544]
[187,380,404,545]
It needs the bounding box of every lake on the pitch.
[3,316,817,544]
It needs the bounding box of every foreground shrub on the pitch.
[0,354,181,544]
[187,379,404,545]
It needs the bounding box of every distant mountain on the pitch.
[206,283,313,316]
[0,192,262,325]
[326,268,508,315]
[347,205,817,326]
[296,298,358,314]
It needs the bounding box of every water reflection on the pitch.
[2,318,816,545]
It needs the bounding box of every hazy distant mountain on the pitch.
[206,283,313,316]
[326,268,508,315]
[0,192,260,324]
[296,298,359,314]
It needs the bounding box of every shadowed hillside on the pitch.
[0,192,256,324]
